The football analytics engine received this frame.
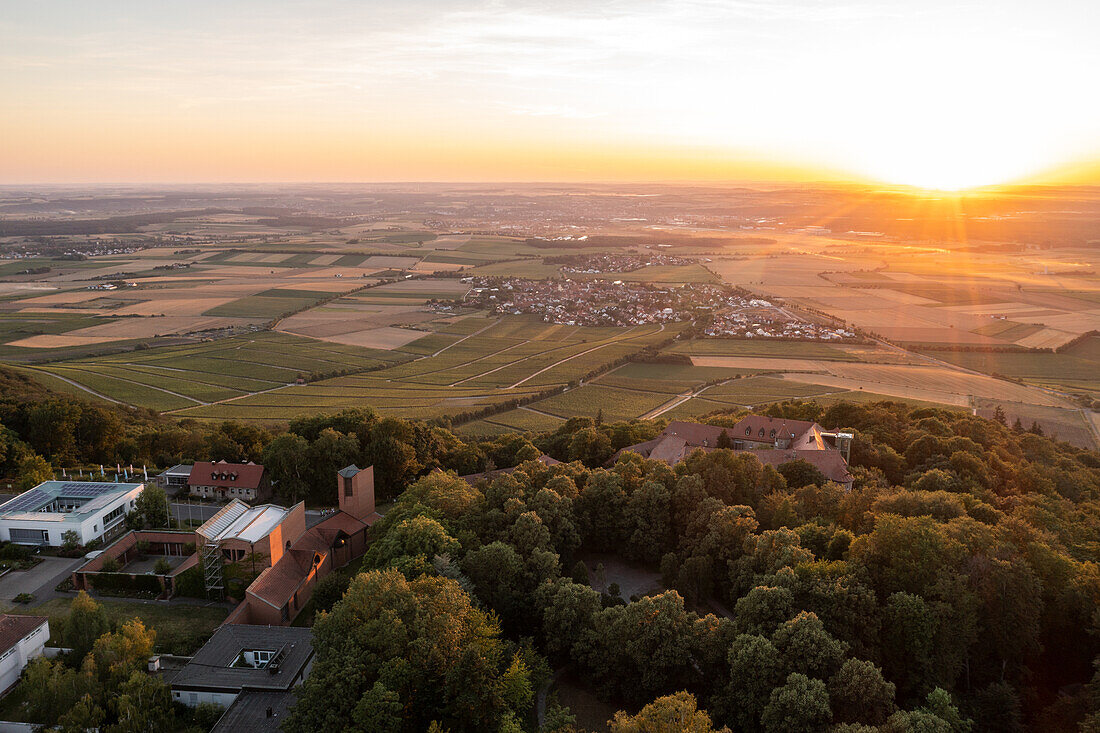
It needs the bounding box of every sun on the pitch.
[830,118,1058,192]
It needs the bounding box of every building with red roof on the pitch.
[0,614,48,692]
[188,461,271,502]
[615,418,854,488]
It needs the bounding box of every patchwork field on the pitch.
[30,315,680,423]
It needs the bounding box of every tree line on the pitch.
[287,400,1100,731]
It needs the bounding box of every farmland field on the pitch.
[667,338,859,360]
[2,195,1098,451]
[32,316,679,422]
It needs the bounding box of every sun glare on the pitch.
[849,138,1047,192]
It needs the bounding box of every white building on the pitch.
[0,615,49,692]
[0,480,144,546]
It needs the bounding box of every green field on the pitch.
[32,316,679,422]
[33,331,409,410]
[667,338,858,360]
[534,384,672,422]
[204,287,343,318]
[919,349,1100,395]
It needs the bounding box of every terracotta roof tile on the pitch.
[189,461,265,490]
[0,615,47,654]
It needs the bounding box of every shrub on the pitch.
[90,572,161,597]
[0,543,33,562]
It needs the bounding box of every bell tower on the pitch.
[337,465,375,520]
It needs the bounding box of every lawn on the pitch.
[1,597,228,655]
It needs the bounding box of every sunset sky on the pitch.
[2,0,1097,188]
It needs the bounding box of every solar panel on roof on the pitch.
[0,489,48,513]
[58,482,122,496]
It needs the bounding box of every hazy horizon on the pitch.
[3,0,1098,190]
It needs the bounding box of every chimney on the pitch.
[337,465,375,521]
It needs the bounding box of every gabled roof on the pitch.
[189,461,265,490]
[247,548,325,609]
[243,509,372,611]
[730,415,822,448]
[748,449,854,485]
[648,435,688,463]
[611,418,852,484]
[196,499,292,543]
[0,615,47,654]
[312,511,371,537]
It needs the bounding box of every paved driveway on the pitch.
[0,556,83,602]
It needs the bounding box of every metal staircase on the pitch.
[202,540,225,600]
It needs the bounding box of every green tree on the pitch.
[350,681,402,732]
[64,590,109,663]
[576,592,698,704]
[90,619,156,687]
[17,453,53,490]
[133,483,169,528]
[306,428,360,504]
[312,571,352,613]
[733,585,795,637]
[285,569,528,732]
[56,693,106,733]
[828,658,897,725]
[262,432,311,504]
[623,480,673,564]
[760,673,831,733]
[107,671,175,733]
[771,611,848,681]
[364,515,459,573]
[61,529,81,552]
[567,426,613,466]
[536,579,602,662]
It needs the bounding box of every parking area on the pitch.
[0,556,83,602]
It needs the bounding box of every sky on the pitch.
[1,0,1097,188]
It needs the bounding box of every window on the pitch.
[281,604,290,622]
[343,476,353,498]
[9,528,49,545]
[102,504,126,528]
[232,649,277,669]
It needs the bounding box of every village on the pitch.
[549,253,700,274]
[450,275,857,340]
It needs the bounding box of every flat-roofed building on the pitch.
[170,624,313,709]
[0,480,143,546]
[155,464,193,496]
